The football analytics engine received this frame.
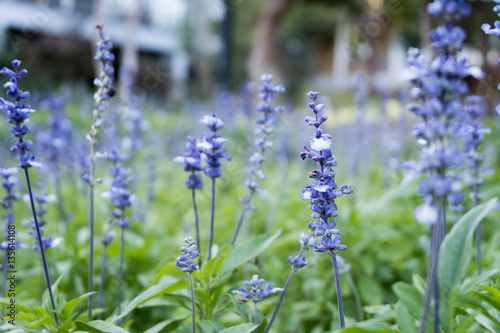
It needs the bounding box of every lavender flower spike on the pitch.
[0,166,20,313]
[197,113,231,260]
[231,74,284,246]
[0,60,58,325]
[100,148,133,319]
[174,136,204,260]
[176,237,199,333]
[22,184,63,252]
[463,96,490,275]
[403,1,482,331]
[232,274,283,332]
[85,25,115,320]
[301,91,352,328]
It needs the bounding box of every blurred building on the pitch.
[0,0,192,98]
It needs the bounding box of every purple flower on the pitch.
[403,35,480,219]
[0,60,41,169]
[231,275,283,303]
[22,185,62,252]
[100,149,134,228]
[197,113,231,179]
[246,74,284,191]
[301,92,352,253]
[175,237,199,273]
[174,136,205,190]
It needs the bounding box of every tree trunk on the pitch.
[119,0,143,102]
[248,0,297,83]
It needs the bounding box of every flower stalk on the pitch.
[0,60,58,325]
[85,25,115,320]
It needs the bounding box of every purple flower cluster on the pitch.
[427,0,470,22]
[463,97,490,204]
[93,27,115,111]
[86,25,115,174]
[232,275,283,303]
[245,74,284,192]
[37,97,74,170]
[23,184,62,252]
[0,167,26,262]
[175,237,200,273]
[100,149,134,229]
[0,167,18,225]
[197,113,232,179]
[403,0,484,224]
[301,92,352,254]
[0,60,40,169]
[174,136,204,190]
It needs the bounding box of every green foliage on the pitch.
[438,198,498,329]
[222,230,281,273]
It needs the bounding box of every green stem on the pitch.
[98,244,108,320]
[231,192,253,246]
[330,251,345,328]
[24,168,59,326]
[117,226,125,320]
[254,302,258,333]
[208,178,216,260]
[348,273,363,321]
[189,273,196,333]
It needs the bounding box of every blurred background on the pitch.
[0,0,498,105]
[2,2,500,331]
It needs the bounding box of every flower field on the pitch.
[1,0,500,332]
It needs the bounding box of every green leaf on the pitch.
[438,198,498,328]
[395,302,416,333]
[439,198,497,297]
[392,282,421,316]
[75,320,130,333]
[199,319,227,333]
[358,275,383,305]
[13,312,39,322]
[24,315,54,329]
[143,318,186,333]
[63,292,97,318]
[338,320,395,332]
[222,230,281,273]
[230,297,252,322]
[460,269,500,294]
[115,280,187,320]
[0,298,35,314]
[219,323,259,333]
[33,306,49,318]
[479,285,500,304]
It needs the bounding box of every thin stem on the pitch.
[419,209,443,333]
[1,249,6,292]
[117,226,126,319]
[348,273,364,321]
[330,251,345,328]
[189,273,196,333]
[264,265,299,332]
[476,224,482,275]
[231,192,254,246]
[54,170,67,221]
[24,168,59,326]
[88,150,95,321]
[208,178,215,261]
[98,244,108,320]
[265,239,311,333]
[473,163,481,275]
[254,302,258,333]
[441,202,447,240]
[191,175,201,265]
